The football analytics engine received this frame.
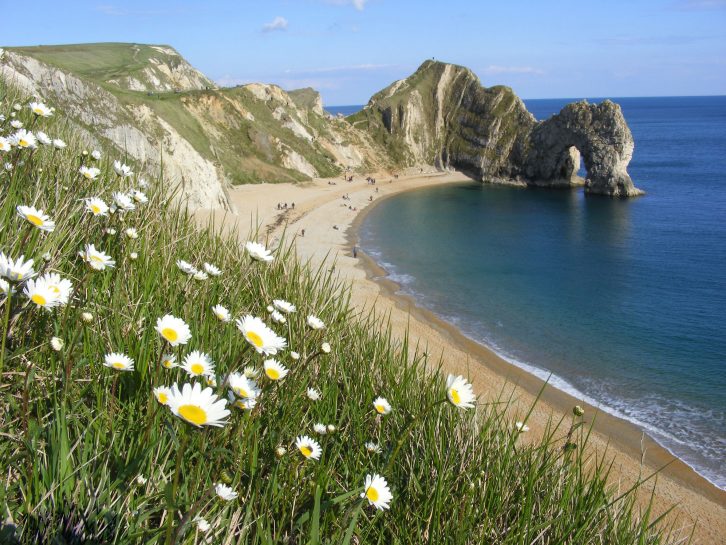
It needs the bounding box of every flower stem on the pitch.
[0,291,13,375]
[165,430,188,545]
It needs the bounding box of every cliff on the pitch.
[353,60,641,196]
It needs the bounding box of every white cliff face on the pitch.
[1,51,230,210]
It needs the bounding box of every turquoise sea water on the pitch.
[358,96,726,489]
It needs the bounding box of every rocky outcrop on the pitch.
[356,60,641,197]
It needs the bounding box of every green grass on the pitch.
[0,83,688,544]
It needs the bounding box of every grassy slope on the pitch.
[0,80,684,544]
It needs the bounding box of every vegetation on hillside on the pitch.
[0,82,685,544]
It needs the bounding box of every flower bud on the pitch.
[573,405,585,417]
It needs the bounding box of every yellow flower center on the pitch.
[19,139,28,147]
[299,445,312,457]
[265,367,280,380]
[235,387,249,398]
[26,214,43,226]
[90,254,104,262]
[375,404,386,414]
[449,388,461,405]
[50,286,60,294]
[246,330,264,347]
[157,392,168,404]
[163,359,174,368]
[162,328,178,342]
[366,486,379,502]
[179,404,207,426]
[191,363,204,375]
[112,362,126,369]
[33,107,43,115]
[91,204,101,214]
[31,293,47,306]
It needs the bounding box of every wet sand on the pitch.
[196,169,726,543]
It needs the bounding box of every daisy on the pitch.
[290,351,300,360]
[103,352,135,371]
[52,139,66,150]
[194,516,210,533]
[166,382,230,428]
[313,423,327,435]
[129,252,138,261]
[155,315,191,346]
[236,315,287,355]
[23,277,62,309]
[275,446,287,458]
[29,101,52,117]
[515,421,530,433]
[321,342,331,353]
[228,372,259,399]
[80,166,101,181]
[113,160,133,178]
[131,190,148,204]
[41,272,73,305]
[192,270,208,281]
[263,359,288,381]
[0,279,14,296]
[306,387,321,401]
[85,197,109,216]
[203,262,221,276]
[176,260,197,275]
[0,253,35,281]
[327,424,337,433]
[11,129,37,149]
[307,315,325,330]
[245,241,273,262]
[228,391,257,411]
[0,137,11,152]
[373,397,392,415]
[361,474,393,510]
[295,435,321,460]
[270,310,286,324]
[205,375,217,387]
[211,304,231,322]
[365,441,382,454]
[182,350,214,378]
[446,374,476,409]
[17,205,55,232]
[81,311,93,323]
[161,353,177,369]
[124,228,138,239]
[50,337,64,351]
[273,299,296,314]
[79,244,115,270]
[243,366,259,379]
[36,131,52,145]
[112,191,135,211]
[215,483,238,501]
[154,386,172,405]
[91,150,101,160]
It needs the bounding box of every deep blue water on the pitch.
[360,96,726,489]
[325,104,364,117]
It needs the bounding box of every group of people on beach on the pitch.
[276,202,295,210]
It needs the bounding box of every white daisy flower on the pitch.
[79,166,101,181]
[11,129,37,149]
[131,190,148,203]
[155,315,192,346]
[273,299,296,314]
[79,244,115,270]
[290,351,300,361]
[81,311,93,323]
[129,252,138,261]
[365,441,382,454]
[313,423,327,435]
[245,241,273,262]
[228,391,257,411]
[203,262,221,276]
[236,315,287,355]
[263,359,288,381]
[124,227,138,239]
[85,197,109,216]
[154,386,173,405]
[52,139,66,150]
[243,366,260,379]
[113,160,133,178]
[50,337,64,351]
[194,516,210,532]
[23,277,62,309]
[192,270,208,281]
[161,353,177,369]
[182,350,215,378]
[0,137,11,153]
[0,278,15,296]
[91,150,102,160]
[215,483,238,501]
[36,131,52,145]
[321,342,331,353]
[17,205,55,232]
[270,310,286,324]
[0,253,35,281]
[29,101,53,117]
[103,352,135,371]
[446,374,476,409]
[135,474,147,485]
[295,435,321,460]
[176,260,197,275]
[373,397,392,415]
[515,421,530,433]
[361,474,393,510]
[266,305,274,313]
[166,382,230,428]
[138,178,149,188]
[205,375,217,387]
[228,372,259,399]
[212,304,231,322]
[306,387,321,401]
[41,272,73,305]
[112,191,135,211]
[306,315,325,330]
[275,446,287,458]
[327,424,336,433]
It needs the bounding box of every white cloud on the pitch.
[262,16,288,32]
[325,0,368,10]
[481,65,545,76]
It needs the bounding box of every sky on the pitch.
[2,0,725,105]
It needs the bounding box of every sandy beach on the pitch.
[197,169,726,543]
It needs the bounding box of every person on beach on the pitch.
[353,246,357,258]
[301,229,305,237]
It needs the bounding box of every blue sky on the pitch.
[2,0,725,105]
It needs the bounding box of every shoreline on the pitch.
[197,169,726,542]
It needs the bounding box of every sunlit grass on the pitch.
[0,78,688,544]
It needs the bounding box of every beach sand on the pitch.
[197,169,726,543]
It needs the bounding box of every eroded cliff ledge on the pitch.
[353,60,642,197]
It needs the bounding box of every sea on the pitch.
[348,96,726,489]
